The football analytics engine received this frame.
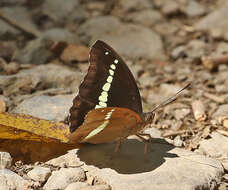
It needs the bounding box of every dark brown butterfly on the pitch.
[68,40,189,152]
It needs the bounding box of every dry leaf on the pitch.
[0,112,70,143]
[60,44,89,62]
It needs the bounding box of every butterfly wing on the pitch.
[69,107,143,144]
[69,40,142,132]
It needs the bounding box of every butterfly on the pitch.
[68,40,189,152]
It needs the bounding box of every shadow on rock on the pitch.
[77,138,177,174]
[0,139,80,163]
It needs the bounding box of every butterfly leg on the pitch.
[114,138,124,153]
[136,133,152,154]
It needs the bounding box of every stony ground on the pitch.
[0,0,228,189]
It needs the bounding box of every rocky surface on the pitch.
[0,0,228,189]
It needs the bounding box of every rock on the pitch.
[46,152,82,168]
[0,152,12,169]
[161,1,179,15]
[174,108,191,120]
[173,136,183,147]
[215,42,228,55]
[13,37,52,65]
[81,185,111,190]
[127,10,163,27]
[0,169,28,190]
[143,128,162,139]
[199,132,228,159]
[0,64,82,96]
[0,41,17,60]
[13,94,74,121]
[147,83,184,105]
[41,28,80,44]
[43,167,86,190]
[212,104,228,118]
[0,6,40,37]
[41,0,80,22]
[171,46,185,59]
[79,16,164,60]
[182,0,206,17]
[13,28,80,65]
[77,140,223,190]
[65,182,89,190]
[184,40,207,59]
[0,20,20,39]
[194,3,228,35]
[118,0,152,12]
[27,166,51,183]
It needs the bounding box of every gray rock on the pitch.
[118,0,152,12]
[0,20,20,38]
[79,16,164,60]
[174,108,191,120]
[173,136,183,147]
[80,185,111,190]
[46,152,82,168]
[212,104,228,118]
[194,2,228,35]
[41,28,80,44]
[185,40,207,59]
[13,94,74,121]
[77,140,223,190]
[65,182,89,190]
[171,46,185,59]
[0,6,40,37]
[148,83,185,105]
[182,0,206,17]
[127,10,163,27]
[41,0,80,22]
[0,169,28,190]
[27,166,51,183]
[161,1,179,15]
[13,28,80,65]
[0,152,12,169]
[13,37,53,65]
[0,64,82,96]
[199,132,228,159]
[43,168,85,190]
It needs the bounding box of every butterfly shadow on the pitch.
[0,139,79,163]
[77,138,177,174]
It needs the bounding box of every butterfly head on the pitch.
[142,112,155,126]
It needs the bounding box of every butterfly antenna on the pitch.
[150,83,191,113]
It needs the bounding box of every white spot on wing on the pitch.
[110,64,116,70]
[105,51,109,55]
[99,94,107,102]
[99,102,107,107]
[109,69,114,76]
[101,91,108,98]
[105,115,110,120]
[95,105,103,109]
[114,59,118,64]
[83,120,109,140]
[102,83,111,92]
[107,76,113,83]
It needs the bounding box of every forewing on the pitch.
[69,40,142,132]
